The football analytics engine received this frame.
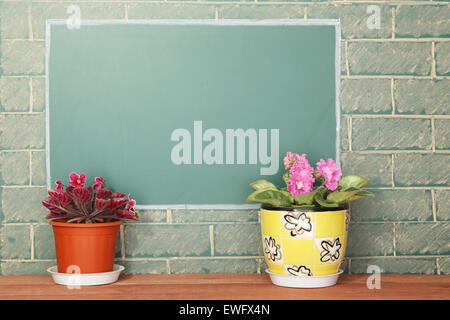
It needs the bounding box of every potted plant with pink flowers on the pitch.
[42,172,139,277]
[247,152,373,288]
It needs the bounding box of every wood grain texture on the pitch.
[0,274,448,300]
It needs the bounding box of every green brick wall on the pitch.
[0,0,449,276]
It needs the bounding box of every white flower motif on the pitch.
[320,238,342,263]
[284,212,312,237]
[286,265,312,277]
[264,237,282,262]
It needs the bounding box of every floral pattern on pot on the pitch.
[282,212,313,238]
[286,265,312,277]
[319,237,342,263]
[264,236,283,263]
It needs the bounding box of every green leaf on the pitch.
[314,189,339,208]
[246,188,293,207]
[280,189,293,200]
[339,175,371,191]
[348,190,374,201]
[294,189,319,205]
[326,190,360,204]
[250,180,278,191]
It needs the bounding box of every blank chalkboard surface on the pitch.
[46,19,340,208]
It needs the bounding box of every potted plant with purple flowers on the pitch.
[247,152,373,288]
[42,172,139,276]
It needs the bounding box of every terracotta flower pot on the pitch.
[49,219,122,274]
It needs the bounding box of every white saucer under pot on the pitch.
[47,264,125,286]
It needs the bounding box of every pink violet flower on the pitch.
[283,152,303,170]
[55,180,64,191]
[126,194,136,213]
[93,176,105,191]
[287,158,315,197]
[69,172,86,188]
[316,158,342,191]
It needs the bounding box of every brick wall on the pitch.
[0,0,448,275]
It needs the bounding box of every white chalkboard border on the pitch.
[45,19,341,210]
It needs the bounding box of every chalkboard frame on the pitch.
[45,19,341,210]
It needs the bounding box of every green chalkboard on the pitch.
[47,20,340,208]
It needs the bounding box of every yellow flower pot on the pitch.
[260,204,349,288]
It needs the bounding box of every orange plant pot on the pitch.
[49,219,122,274]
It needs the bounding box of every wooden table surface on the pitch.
[0,273,448,300]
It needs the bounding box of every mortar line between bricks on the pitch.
[167,256,263,260]
[391,7,395,40]
[120,256,264,262]
[391,78,395,115]
[431,42,437,79]
[1,112,44,115]
[1,39,45,42]
[209,225,215,256]
[0,75,46,79]
[5,37,450,43]
[10,1,449,6]
[345,41,350,77]
[343,114,450,119]
[166,209,172,223]
[29,150,32,186]
[348,117,352,151]
[1,149,45,153]
[348,255,449,260]
[431,189,437,222]
[346,38,450,43]
[349,150,450,154]
[166,259,171,274]
[367,186,450,190]
[30,224,35,261]
[431,118,436,152]
[116,256,264,262]
[393,222,396,257]
[113,257,169,262]
[391,154,395,188]
[123,222,260,226]
[342,75,450,80]
[436,258,441,275]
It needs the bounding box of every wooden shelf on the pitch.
[0,273,448,300]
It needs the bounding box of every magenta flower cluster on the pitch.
[42,172,138,223]
[284,152,342,197]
